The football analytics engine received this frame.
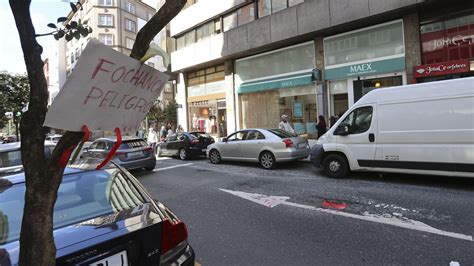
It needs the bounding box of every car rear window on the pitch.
[0,150,22,168]
[191,132,209,139]
[268,129,298,138]
[0,168,148,244]
[119,140,148,149]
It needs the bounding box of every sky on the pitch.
[0,1,71,74]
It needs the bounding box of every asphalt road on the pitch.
[133,157,474,265]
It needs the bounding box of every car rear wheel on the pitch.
[259,151,276,169]
[322,154,348,178]
[209,149,221,164]
[179,148,188,160]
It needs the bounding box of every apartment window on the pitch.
[75,48,80,60]
[187,65,225,86]
[98,14,113,27]
[126,1,136,14]
[196,21,214,41]
[258,0,271,18]
[98,0,113,6]
[289,0,304,6]
[125,19,136,32]
[147,12,153,21]
[237,4,255,26]
[184,30,195,46]
[223,12,237,32]
[272,0,287,13]
[126,38,134,49]
[176,36,185,49]
[215,19,222,34]
[99,34,113,45]
[70,53,74,64]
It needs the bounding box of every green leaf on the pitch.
[66,24,71,30]
[57,17,68,23]
[74,30,81,40]
[83,19,89,25]
[79,27,88,37]
[53,33,59,40]
[70,2,78,12]
[47,23,57,29]
[70,21,78,29]
[65,33,73,42]
[88,27,93,33]
[57,29,65,38]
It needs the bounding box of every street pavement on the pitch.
[133,156,474,265]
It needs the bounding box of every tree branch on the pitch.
[130,0,187,60]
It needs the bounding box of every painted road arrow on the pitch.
[219,189,473,242]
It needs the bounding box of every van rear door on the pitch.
[335,105,377,169]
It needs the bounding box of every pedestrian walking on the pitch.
[167,123,174,136]
[160,126,167,142]
[147,126,158,154]
[278,114,295,134]
[316,115,327,139]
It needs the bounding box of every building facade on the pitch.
[169,0,474,141]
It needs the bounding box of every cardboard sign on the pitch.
[44,40,169,132]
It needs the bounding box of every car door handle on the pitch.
[369,133,375,143]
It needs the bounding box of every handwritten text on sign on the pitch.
[44,40,169,132]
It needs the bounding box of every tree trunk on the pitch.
[9,0,187,264]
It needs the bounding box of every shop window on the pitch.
[237,4,255,26]
[223,12,237,32]
[258,0,271,18]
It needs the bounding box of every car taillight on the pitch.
[144,146,153,152]
[282,139,294,148]
[160,219,188,255]
[191,139,199,144]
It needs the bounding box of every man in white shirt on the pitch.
[278,114,295,134]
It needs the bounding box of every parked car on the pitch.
[45,134,62,143]
[0,141,56,176]
[206,128,310,169]
[158,132,215,160]
[0,159,195,265]
[2,136,17,144]
[81,137,156,171]
[311,77,474,178]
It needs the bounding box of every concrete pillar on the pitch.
[314,37,328,119]
[225,60,236,135]
[403,13,422,84]
[176,73,188,131]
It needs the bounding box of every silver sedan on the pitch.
[206,128,310,169]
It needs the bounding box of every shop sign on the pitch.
[44,40,168,132]
[325,57,405,80]
[422,32,474,52]
[413,60,470,78]
[237,71,313,94]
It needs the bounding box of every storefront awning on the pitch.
[237,71,314,94]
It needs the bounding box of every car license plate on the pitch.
[89,250,128,266]
[127,151,143,157]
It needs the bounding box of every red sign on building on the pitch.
[413,59,470,78]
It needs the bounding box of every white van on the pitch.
[310,77,474,178]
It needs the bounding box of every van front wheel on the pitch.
[322,154,348,178]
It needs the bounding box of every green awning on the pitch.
[237,72,314,94]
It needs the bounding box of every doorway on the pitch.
[353,76,403,103]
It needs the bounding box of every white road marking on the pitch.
[153,163,194,172]
[220,189,473,242]
[155,156,172,161]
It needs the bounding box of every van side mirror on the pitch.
[335,124,350,136]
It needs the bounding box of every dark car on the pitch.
[157,132,215,160]
[82,137,156,171]
[0,160,195,265]
[0,142,56,176]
